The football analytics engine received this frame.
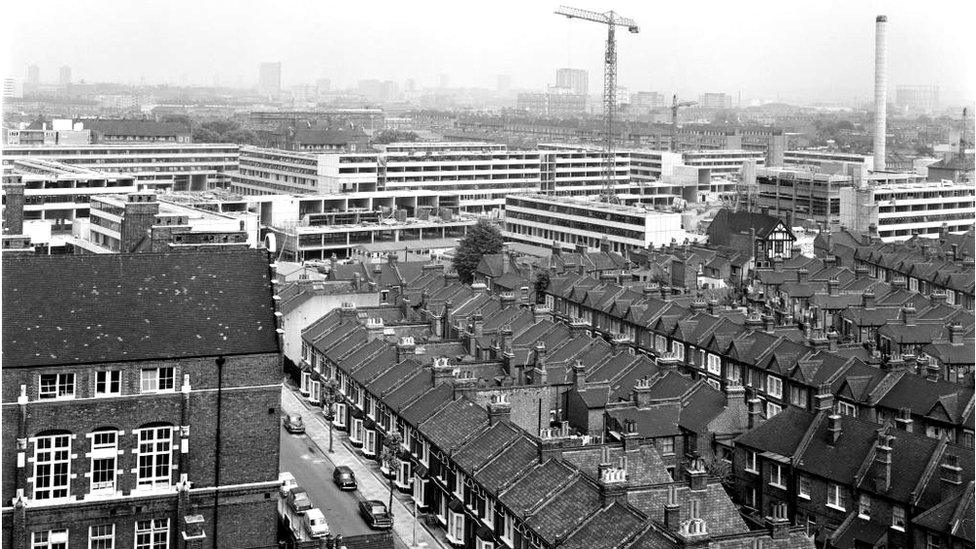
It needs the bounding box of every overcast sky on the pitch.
[3,0,973,103]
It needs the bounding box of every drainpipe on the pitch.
[212,355,226,546]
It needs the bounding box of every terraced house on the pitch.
[298,299,815,549]
[815,228,975,310]
[733,399,974,549]
[543,272,975,449]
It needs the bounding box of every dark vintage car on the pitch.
[286,487,313,514]
[358,499,393,529]
[283,414,305,434]
[332,465,357,490]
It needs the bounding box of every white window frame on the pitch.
[826,483,845,511]
[136,427,173,490]
[363,427,376,457]
[33,434,72,501]
[837,401,857,417]
[674,343,685,361]
[89,430,118,496]
[349,418,363,445]
[412,475,427,508]
[454,470,465,500]
[858,494,871,520]
[95,371,121,397]
[477,539,494,549]
[798,475,811,500]
[500,512,514,547]
[89,524,115,549]
[891,505,906,531]
[447,509,465,545]
[767,401,783,417]
[769,463,785,489]
[745,450,758,474]
[333,402,347,429]
[726,365,741,383]
[31,529,68,549]
[134,518,169,549]
[790,386,806,407]
[140,367,174,394]
[766,375,783,399]
[658,436,675,455]
[39,373,75,400]
[707,353,721,375]
[483,498,495,528]
[419,439,430,467]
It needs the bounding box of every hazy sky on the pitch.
[3,0,973,103]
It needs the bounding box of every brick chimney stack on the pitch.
[2,179,25,234]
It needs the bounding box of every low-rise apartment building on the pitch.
[839,180,976,241]
[82,192,256,253]
[2,143,239,191]
[2,159,137,234]
[503,193,693,255]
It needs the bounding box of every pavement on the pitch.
[281,386,445,549]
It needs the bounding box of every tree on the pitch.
[534,271,550,304]
[320,378,341,453]
[452,219,503,284]
[373,130,419,145]
[380,432,403,520]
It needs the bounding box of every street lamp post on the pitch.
[321,378,340,453]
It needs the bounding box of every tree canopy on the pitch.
[372,130,420,144]
[452,219,503,284]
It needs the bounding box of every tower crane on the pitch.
[555,6,638,204]
[670,94,697,152]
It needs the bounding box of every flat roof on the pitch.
[507,193,680,217]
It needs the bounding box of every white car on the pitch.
[279,471,298,497]
[303,508,329,538]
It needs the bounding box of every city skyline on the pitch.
[3,0,974,104]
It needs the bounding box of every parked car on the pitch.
[287,487,313,514]
[303,508,329,538]
[283,414,305,434]
[358,499,393,529]
[279,471,298,497]
[332,466,357,490]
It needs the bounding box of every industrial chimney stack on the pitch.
[874,15,888,172]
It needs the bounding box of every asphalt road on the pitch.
[279,424,410,549]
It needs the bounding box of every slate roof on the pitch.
[419,397,489,452]
[524,477,603,543]
[560,445,672,486]
[628,483,748,536]
[707,209,788,241]
[912,481,975,543]
[735,407,817,456]
[2,250,278,367]
[453,421,522,474]
[560,501,646,549]
[499,459,577,515]
[400,383,454,427]
[383,369,433,411]
[475,436,539,495]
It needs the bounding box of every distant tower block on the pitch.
[874,15,888,172]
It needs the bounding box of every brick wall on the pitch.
[1,352,281,549]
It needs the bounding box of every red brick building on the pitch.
[1,250,282,549]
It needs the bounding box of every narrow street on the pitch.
[280,386,444,549]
